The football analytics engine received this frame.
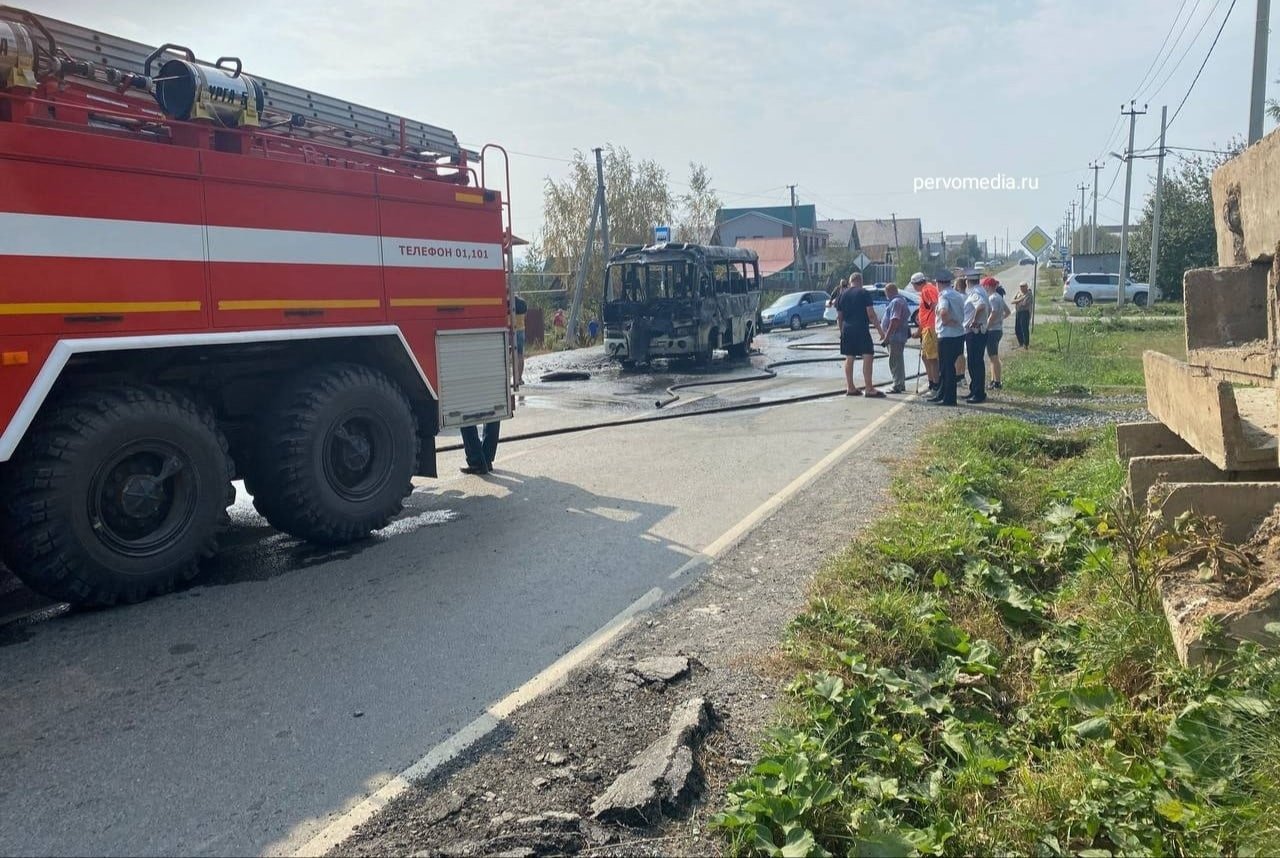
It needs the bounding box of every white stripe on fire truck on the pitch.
[0,212,505,270]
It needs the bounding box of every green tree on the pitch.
[674,162,720,244]
[1128,139,1242,299]
[820,243,859,289]
[942,236,983,269]
[893,245,924,286]
[539,145,674,322]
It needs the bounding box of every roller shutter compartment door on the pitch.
[437,330,512,428]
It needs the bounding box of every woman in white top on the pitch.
[984,279,1012,389]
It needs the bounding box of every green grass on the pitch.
[1035,296,1186,318]
[715,417,1280,858]
[1004,318,1186,396]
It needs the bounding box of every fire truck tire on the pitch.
[250,364,417,545]
[0,385,234,605]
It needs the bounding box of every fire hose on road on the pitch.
[437,341,925,453]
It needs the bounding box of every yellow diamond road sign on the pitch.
[1021,226,1053,258]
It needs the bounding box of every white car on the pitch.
[1062,273,1160,308]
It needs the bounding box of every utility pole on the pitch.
[566,147,607,347]
[1068,202,1077,256]
[789,184,801,287]
[1117,101,1147,308]
[596,147,610,277]
[1076,183,1089,254]
[890,213,901,279]
[1089,161,1103,251]
[1149,105,1168,300]
[1250,0,1271,144]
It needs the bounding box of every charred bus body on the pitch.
[602,244,761,365]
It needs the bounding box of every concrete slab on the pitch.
[1128,454,1280,506]
[1184,264,1270,350]
[1116,421,1194,462]
[1142,351,1278,471]
[1158,481,1280,543]
[1212,127,1280,265]
[1183,264,1274,383]
[1160,575,1280,667]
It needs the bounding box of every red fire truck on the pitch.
[0,9,515,605]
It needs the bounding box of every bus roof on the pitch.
[608,242,759,265]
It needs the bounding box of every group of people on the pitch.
[917,270,1007,405]
[832,269,1035,406]
[551,307,601,344]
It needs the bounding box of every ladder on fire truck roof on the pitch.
[22,10,473,162]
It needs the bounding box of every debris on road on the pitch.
[622,655,692,689]
[589,697,715,826]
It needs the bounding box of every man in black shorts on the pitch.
[836,273,886,397]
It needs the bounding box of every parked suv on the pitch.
[1062,273,1160,307]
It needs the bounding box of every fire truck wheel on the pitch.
[0,385,234,605]
[250,364,417,545]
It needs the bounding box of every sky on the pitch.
[32,0,1272,256]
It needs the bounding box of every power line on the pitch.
[1145,0,1226,102]
[1164,0,1239,132]
[1138,0,1209,101]
[1091,0,1199,163]
[1131,0,1195,98]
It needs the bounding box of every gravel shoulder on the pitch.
[334,398,950,856]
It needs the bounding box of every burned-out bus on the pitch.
[602,243,762,366]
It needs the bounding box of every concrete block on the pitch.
[1158,481,1280,543]
[1128,454,1280,506]
[1160,574,1280,667]
[1184,264,1270,349]
[1143,351,1278,471]
[1212,127,1280,265]
[1116,421,1194,462]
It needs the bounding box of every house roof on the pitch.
[735,237,794,277]
[817,218,858,245]
[715,210,794,231]
[861,243,891,264]
[717,205,816,231]
[855,218,923,250]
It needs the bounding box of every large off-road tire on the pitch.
[0,385,234,605]
[250,364,417,545]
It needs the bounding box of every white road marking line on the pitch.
[700,399,906,560]
[286,587,663,857]
[286,398,907,857]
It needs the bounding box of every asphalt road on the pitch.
[0,330,912,857]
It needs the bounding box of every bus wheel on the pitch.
[0,385,234,605]
[727,324,753,358]
[252,364,417,545]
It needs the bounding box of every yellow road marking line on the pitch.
[0,301,202,315]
